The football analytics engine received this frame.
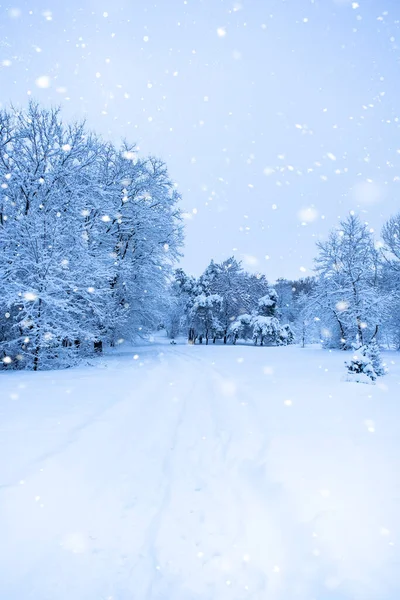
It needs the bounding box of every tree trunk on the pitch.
[33,298,42,371]
[369,325,379,343]
[199,335,203,344]
[336,317,348,350]
[356,317,364,346]
[188,327,195,344]
[94,340,103,354]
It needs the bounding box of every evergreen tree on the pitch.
[279,324,295,346]
[364,340,386,376]
[345,347,377,382]
[257,289,278,317]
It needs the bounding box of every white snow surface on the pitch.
[1,340,399,599]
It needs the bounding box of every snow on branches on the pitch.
[0,102,183,369]
[345,340,387,384]
[167,259,295,347]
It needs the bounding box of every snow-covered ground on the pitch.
[1,340,399,600]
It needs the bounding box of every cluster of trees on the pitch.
[273,214,400,351]
[2,104,400,371]
[164,212,400,352]
[164,258,295,346]
[0,103,183,370]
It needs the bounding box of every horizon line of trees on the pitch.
[164,213,400,351]
[292,213,400,351]
[2,103,400,370]
[164,258,295,347]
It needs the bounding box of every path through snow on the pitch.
[1,342,399,599]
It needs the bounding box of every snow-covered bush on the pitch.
[279,324,295,346]
[364,340,386,377]
[344,340,386,384]
[229,315,293,347]
[345,346,377,383]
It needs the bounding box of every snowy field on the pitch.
[1,340,400,600]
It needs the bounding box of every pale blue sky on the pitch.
[1,0,399,280]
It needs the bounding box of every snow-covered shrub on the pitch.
[229,315,294,347]
[364,340,386,376]
[345,345,377,383]
[279,324,295,346]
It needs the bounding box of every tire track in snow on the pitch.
[127,371,195,599]
[153,347,272,597]
[166,346,321,599]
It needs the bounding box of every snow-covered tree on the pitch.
[251,286,290,346]
[381,213,400,348]
[345,347,377,383]
[189,293,222,344]
[279,323,295,346]
[345,338,386,383]
[257,289,278,317]
[274,278,296,323]
[0,103,183,369]
[0,103,112,368]
[244,273,272,313]
[198,259,220,295]
[252,316,281,346]
[312,214,387,350]
[168,268,201,342]
[292,291,312,348]
[229,314,253,344]
[204,258,248,343]
[364,340,386,376]
[103,152,183,344]
[382,213,400,265]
